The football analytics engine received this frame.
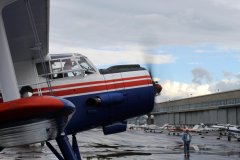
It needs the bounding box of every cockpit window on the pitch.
[36,55,96,79]
[77,57,95,73]
[51,59,63,78]
[36,61,51,75]
[50,58,83,78]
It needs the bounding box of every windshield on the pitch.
[77,57,96,73]
[36,55,96,79]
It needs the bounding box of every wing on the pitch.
[0,96,75,148]
[2,0,49,62]
[0,0,76,148]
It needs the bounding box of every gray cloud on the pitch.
[223,71,240,80]
[192,67,212,84]
[209,71,240,92]
[209,81,240,92]
[50,0,240,50]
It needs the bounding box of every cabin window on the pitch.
[49,58,83,79]
[36,61,51,77]
[36,55,96,79]
[51,59,63,79]
[77,57,96,73]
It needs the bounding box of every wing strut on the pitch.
[24,0,53,95]
[0,0,20,102]
[46,142,64,160]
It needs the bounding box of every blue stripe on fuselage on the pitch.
[64,86,154,135]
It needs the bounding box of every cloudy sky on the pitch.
[49,0,240,102]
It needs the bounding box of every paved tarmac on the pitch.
[0,129,239,160]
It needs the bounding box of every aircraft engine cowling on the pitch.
[64,67,155,135]
[86,92,125,106]
[102,121,127,135]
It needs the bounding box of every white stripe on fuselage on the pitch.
[60,84,152,98]
[35,77,152,94]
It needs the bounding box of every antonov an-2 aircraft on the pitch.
[0,0,162,159]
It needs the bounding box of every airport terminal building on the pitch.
[152,90,240,126]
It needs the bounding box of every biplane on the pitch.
[0,0,161,159]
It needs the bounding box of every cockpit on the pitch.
[36,53,98,79]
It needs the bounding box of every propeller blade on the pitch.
[144,55,162,96]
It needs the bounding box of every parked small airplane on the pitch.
[144,123,172,133]
[210,123,229,131]
[205,123,240,141]
[210,123,240,141]
[189,123,218,133]
[0,1,161,160]
[228,125,240,141]
[167,125,186,135]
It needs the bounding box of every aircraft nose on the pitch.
[154,83,162,95]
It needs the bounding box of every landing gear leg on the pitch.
[72,134,81,160]
[56,134,77,160]
[46,133,82,160]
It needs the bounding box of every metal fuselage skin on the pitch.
[39,70,154,135]
[64,71,155,134]
[6,56,155,136]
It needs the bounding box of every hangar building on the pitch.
[152,90,240,126]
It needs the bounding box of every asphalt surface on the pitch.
[0,129,240,160]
